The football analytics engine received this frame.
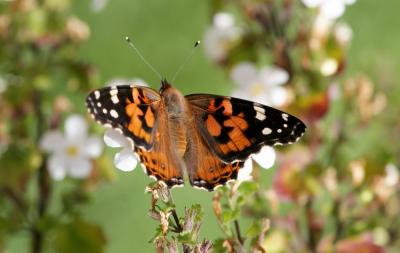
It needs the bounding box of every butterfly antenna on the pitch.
[171,40,200,83]
[125,36,162,80]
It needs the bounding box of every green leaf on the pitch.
[177,231,194,245]
[0,144,39,189]
[222,209,240,224]
[189,204,204,222]
[237,181,258,197]
[213,238,227,253]
[246,221,263,238]
[54,219,106,253]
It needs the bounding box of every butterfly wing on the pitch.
[135,102,185,188]
[87,85,184,187]
[186,94,306,163]
[86,85,160,150]
[184,123,244,191]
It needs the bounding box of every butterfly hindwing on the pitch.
[86,85,160,150]
[184,123,244,191]
[135,105,185,188]
[186,94,306,163]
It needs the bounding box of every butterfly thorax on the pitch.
[161,85,188,118]
[160,84,190,158]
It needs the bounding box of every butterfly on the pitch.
[86,79,306,191]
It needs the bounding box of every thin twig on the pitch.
[234,220,244,245]
[171,209,183,232]
[305,199,317,253]
[31,91,52,253]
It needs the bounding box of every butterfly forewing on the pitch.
[86,85,160,150]
[186,94,306,163]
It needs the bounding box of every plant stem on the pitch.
[171,209,183,232]
[234,220,244,245]
[305,200,317,253]
[31,91,52,253]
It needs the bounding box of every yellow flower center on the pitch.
[66,146,79,156]
[250,83,264,96]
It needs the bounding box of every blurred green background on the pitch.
[6,0,400,252]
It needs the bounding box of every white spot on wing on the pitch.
[110,109,119,118]
[94,91,100,99]
[262,128,272,135]
[253,105,265,114]
[111,95,119,104]
[97,102,102,107]
[110,88,118,96]
[102,108,108,114]
[170,184,184,189]
[277,129,282,133]
[256,111,266,121]
[282,113,289,121]
[149,175,157,181]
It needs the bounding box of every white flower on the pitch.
[238,146,276,181]
[103,129,138,172]
[40,114,103,180]
[106,77,148,87]
[309,15,353,50]
[334,22,353,46]
[384,163,399,187]
[302,0,356,20]
[91,0,108,12]
[203,12,241,62]
[230,62,290,107]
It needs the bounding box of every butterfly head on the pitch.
[160,78,172,93]
[159,79,186,116]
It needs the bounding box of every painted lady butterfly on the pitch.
[86,79,306,191]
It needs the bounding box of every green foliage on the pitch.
[54,219,106,253]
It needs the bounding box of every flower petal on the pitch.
[68,157,92,179]
[253,146,276,169]
[203,26,240,62]
[90,0,108,12]
[47,153,67,181]
[238,159,253,181]
[84,136,103,158]
[302,0,323,8]
[114,148,138,172]
[259,66,289,87]
[231,87,251,100]
[106,77,148,87]
[40,130,65,153]
[230,62,258,87]
[269,86,289,107]
[213,12,234,28]
[104,128,129,148]
[65,114,88,140]
[343,0,356,5]
[334,22,353,46]
[320,0,345,20]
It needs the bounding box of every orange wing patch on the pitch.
[207,98,232,115]
[192,156,243,191]
[125,98,156,145]
[136,147,184,188]
[184,121,244,191]
[206,114,222,137]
